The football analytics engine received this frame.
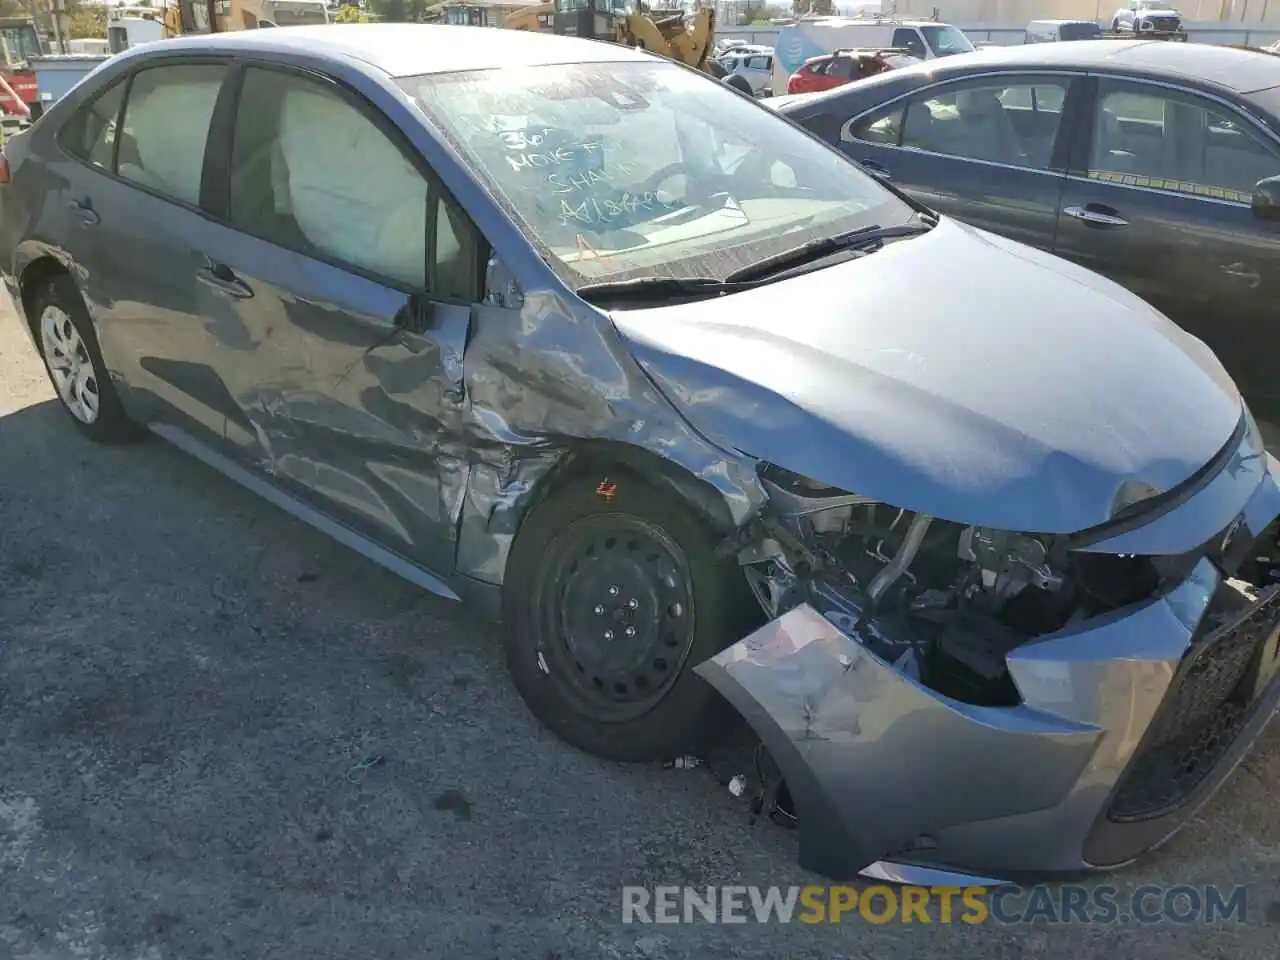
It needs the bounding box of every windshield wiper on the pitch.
[724,220,935,284]
[576,275,754,305]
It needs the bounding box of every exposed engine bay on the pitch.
[733,465,1201,707]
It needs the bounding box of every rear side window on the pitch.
[117,63,225,206]
[58,79,127,170]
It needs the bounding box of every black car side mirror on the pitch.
[1252,175,1280,221]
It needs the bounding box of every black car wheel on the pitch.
[31,275,138,443]
[502,470,748,761]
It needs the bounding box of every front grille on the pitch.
[1146,15,1181,30]
[1106,583,1280,822]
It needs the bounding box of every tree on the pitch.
[68,3,108,38]
[334,3,368,21]
[366,0,431,21]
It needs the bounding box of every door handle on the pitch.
[859,158,892,181]
[68,198,99,226]
[196,260,254,299]
[1063,204,1128,228]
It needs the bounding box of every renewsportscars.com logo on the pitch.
[621,885,1251,925]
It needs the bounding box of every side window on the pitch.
[117,64,225,206]
[850,103,906,145]
[58,79,127,170]
[829,56,854,79]
[809,58,831,76]
[1088,81,1280,202]
[747,55,770,71]
[892,28,927,60]
[228,67,479,296]
[898,77,1070,168]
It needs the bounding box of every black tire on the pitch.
[30,275,138,443]
[724,73,754,96]
[502,469,752,762]
[1112,18,1122,31]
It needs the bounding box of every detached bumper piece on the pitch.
[698,556,1280,882]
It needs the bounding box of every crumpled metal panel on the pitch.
[696,559,1221,879]
[451,292,766,585]
[611,218,1244,536]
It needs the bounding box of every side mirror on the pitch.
[1252,175,1280,222]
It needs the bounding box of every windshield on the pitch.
[400,62,910,287]
[920,25,974,56]
[1060,22,1101,39]
[270,2,330,24]
[0,24,41,63]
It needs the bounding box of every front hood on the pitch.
[613,218,1242,535]
[1135,7,1180,15]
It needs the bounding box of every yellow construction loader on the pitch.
[504,0,720,77]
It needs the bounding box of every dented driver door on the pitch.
[192,64,481,576]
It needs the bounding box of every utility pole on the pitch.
[49,0,66,54]
[206,0,220,31]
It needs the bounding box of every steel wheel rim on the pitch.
[535,515,697,723]
[40,306,99,424]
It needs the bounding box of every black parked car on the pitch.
[775,40,1280,405]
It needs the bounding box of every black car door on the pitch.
[831,72,1084,250]
[51,59,235,447]
[1053,76,1280,403]
[189,64,483,578]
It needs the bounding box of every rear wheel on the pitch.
[502,470,749,761]
[31,276,138,443]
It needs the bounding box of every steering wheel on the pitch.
[638,162,693,203]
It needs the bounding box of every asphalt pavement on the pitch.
[2,294,1279,959]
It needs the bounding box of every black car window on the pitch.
[227,66,480,298]
[1088,81,1280,203]
[853,77,1069,169]
[830,56,855,78]
[58,79,127,170]
[117,64,225,206]
[809,58,832,76]
[892,28,927,60]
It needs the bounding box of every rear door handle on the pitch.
[68,198,99,226]
[859,158,892,181]
[196,260,254,299]
[1063,204,1128,228]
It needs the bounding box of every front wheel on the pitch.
[502,471,750,761]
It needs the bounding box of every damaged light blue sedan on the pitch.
[3,24,1279,885]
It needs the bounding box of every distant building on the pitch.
[441,0,530,26]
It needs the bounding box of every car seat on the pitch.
[954,88,1024,164]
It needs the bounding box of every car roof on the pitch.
[141,23,654,78]
[904,39,1280,94]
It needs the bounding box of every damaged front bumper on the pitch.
[696,424,1280,882]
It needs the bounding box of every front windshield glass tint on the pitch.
[1060,22,1101,39]
[921,25,975,56]
[400,61,909,286]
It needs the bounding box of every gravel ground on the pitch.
[2,294,1279,960]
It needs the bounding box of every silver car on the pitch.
[2,24,1278,885]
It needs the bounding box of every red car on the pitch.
[786,49,918,95]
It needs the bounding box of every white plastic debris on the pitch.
[728,775,748,798]
[663,755,702,770]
